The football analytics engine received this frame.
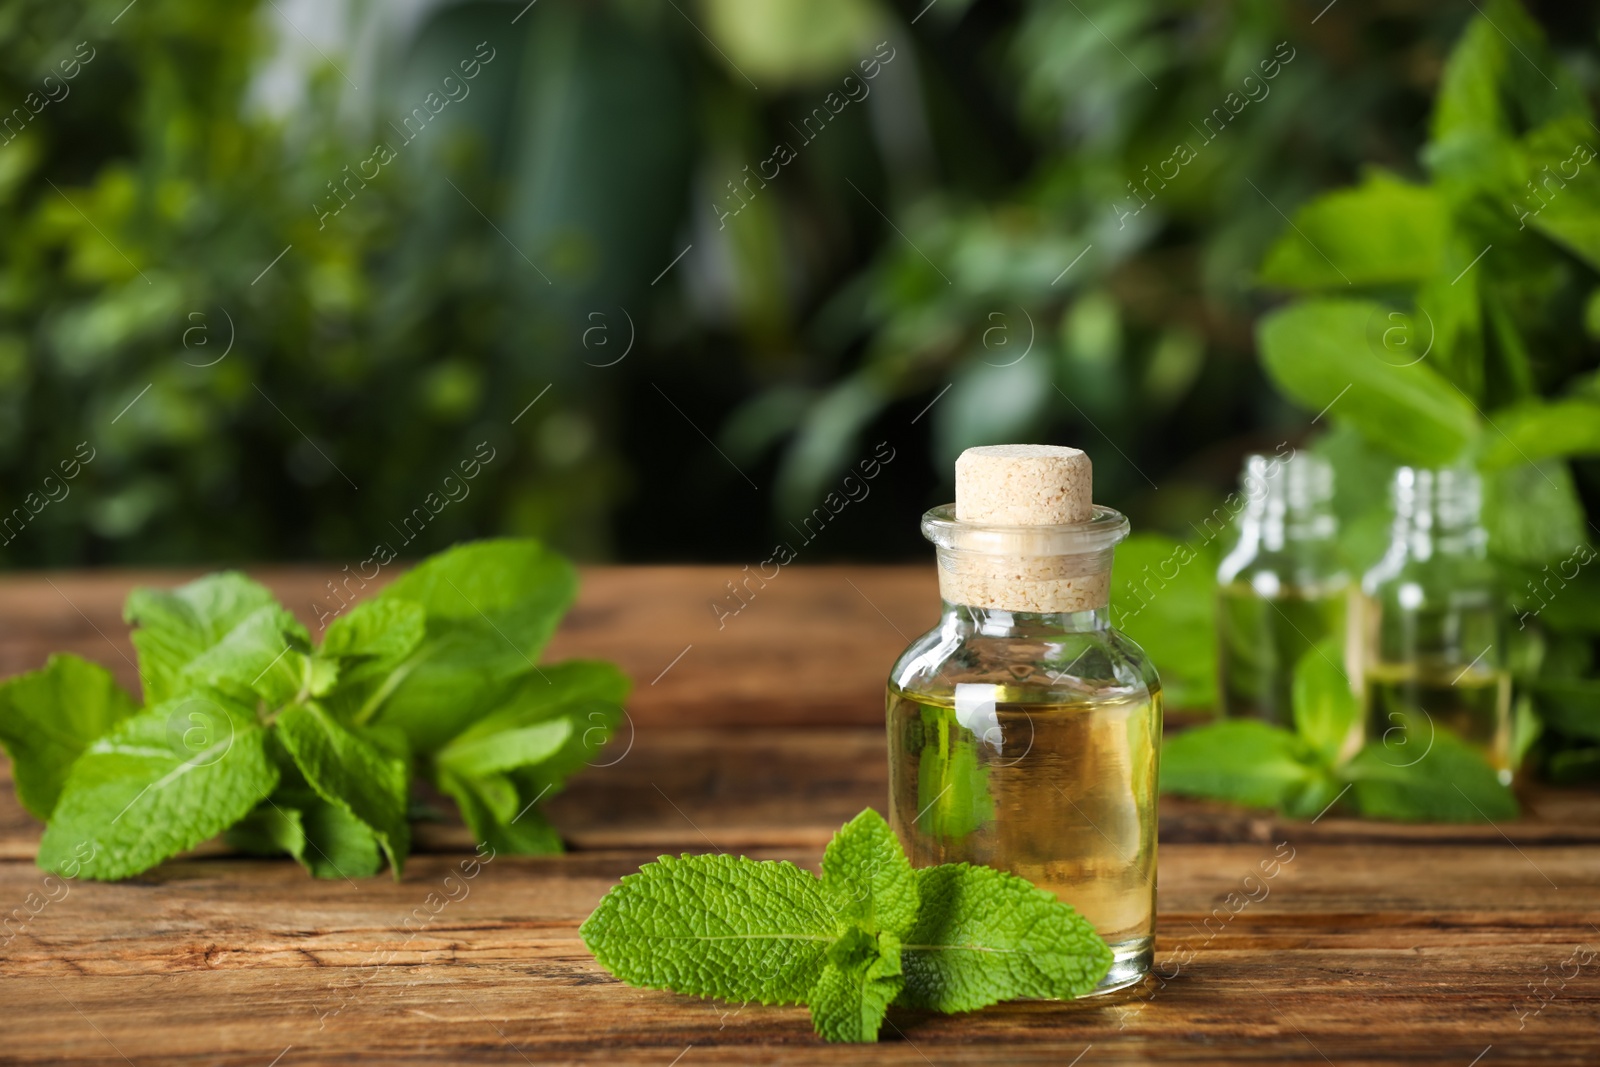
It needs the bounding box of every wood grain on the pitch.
[1,566,1598,1065]
[0,565,937,727]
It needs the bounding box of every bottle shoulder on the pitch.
[1217,541,1348,590]
[1361,544,1498,600]
[889,621,1159,705]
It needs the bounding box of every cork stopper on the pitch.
[955,444,1093,525]
[933,444,1116,614]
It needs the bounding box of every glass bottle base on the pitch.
[1085,936,1153,996]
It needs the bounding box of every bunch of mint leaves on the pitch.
[1162,643,1518,822]
[581,809,1111,1043]
[0,538,627,881]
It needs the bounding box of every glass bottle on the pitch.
[1216,451,1351,726]
[886,446,1161,995]
[1360,466,1512,783]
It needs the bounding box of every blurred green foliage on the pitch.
[1127,0,1600,789]
[1252,0,1600,784]
[7,0,1597,567]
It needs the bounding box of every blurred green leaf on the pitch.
[1481,459,1587,566]
[1547,746,1600,785]
[1308,424,1396,572]
[1110,534,1215,711]
[777,377,887,518]
[1257,299,1481,466]
[1160,720,1323,810]
[1480,399,1600,468]
[1533,678,1600,742]
[1344,719,1519,822]
[1512,693,1543,767]
[0,654,137,820]
[1519,117,1600,272]
[1291,644,1358,767]
[1259,172,1448,289]
[1428,0,1585,159]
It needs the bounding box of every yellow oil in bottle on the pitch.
[1364,660,1512,784]
[886,681,1161,990]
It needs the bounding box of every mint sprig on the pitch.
[0,538,629,881]
[580,809,1112,1043]
[1162,643,1518,822]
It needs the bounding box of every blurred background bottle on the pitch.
[1360,467,1512,784]
[1216,452,1352,725]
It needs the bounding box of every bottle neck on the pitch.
[939,601,1111,636]
[920,503,1127,619]
[1387,467,1486,561]
[1234,508,1337,555]
[1237,452,1336,552]
[933,546,1114,617]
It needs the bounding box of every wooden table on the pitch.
[2,566,1598,1065]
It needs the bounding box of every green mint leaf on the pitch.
[38,691,279,880]
[124,572,280,704]
[1256,299,1479,467]
[315,599,427,714]
[225,792,385,879]
[897,863,1112,1012]
[181,604,311,707]
[820,809,917,938]
[581,852,837,1005]
[1111,534,1217,710]
[1292,644,1359,766]
[374,539,578,751]
[1258,171,1447,289]
[321,598,427,663]
[1483,459,1589,568]
[1481,398,1600,470]
[1429,0,1580,155]
[436,719,571,780]
[276,702,411,877]
[1521,117,1600,272]
[439,661,631,799]
[1344,714,1519,822]
[306,657,341,698]
[913,706,993,840]
[810,928,903,1043]
[1160,719,1324,809]
[440,770,564,855]
[296,796,385,878]
[433,660,632,857]
[227,802,307,858]
[0,654,137,819]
